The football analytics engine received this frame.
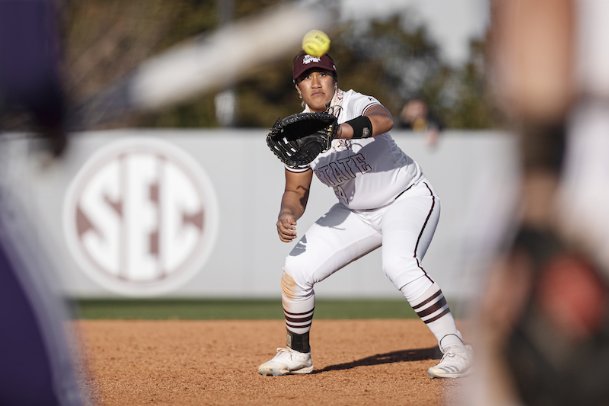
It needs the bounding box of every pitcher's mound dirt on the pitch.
[77,320,467,405]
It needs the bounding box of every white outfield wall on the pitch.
[2,129,519,300]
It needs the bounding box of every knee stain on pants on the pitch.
[281,271,298,300]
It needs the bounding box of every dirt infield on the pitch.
[77,320,466,405]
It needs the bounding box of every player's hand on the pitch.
[276,213,297,242]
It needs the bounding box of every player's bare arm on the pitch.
[337,104,394,139]
[277,169,313,242]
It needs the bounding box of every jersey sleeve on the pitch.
[347,91,382,118]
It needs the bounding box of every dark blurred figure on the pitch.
[467,0,609,405]
[398,97,444,148]
[0,0,87,404]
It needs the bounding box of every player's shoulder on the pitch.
[345,89,380,105]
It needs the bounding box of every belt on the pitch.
[355,183,415,212]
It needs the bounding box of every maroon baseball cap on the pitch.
[292,52,337,82]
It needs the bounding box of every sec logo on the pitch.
[63,138,219,296]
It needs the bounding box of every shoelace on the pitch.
[274,348,294,360]
[442,349,469,366]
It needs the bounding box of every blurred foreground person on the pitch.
[470,0,609,405]
[0,0,88,404]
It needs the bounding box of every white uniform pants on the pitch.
[284,179,440,303]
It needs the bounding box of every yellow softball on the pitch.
[302,30,331,58]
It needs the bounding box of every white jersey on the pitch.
[288,89,423,210]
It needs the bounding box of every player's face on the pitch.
[296,69,336,112]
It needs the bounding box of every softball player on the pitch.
[258,52,472,378]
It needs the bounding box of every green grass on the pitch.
[73,299,418,320]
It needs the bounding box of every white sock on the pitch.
[282,294,314,335]
[406,283,464,351]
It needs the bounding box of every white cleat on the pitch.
[258,347,313,376]
[427,345,473,379]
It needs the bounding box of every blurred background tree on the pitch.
[60,0,498,130]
